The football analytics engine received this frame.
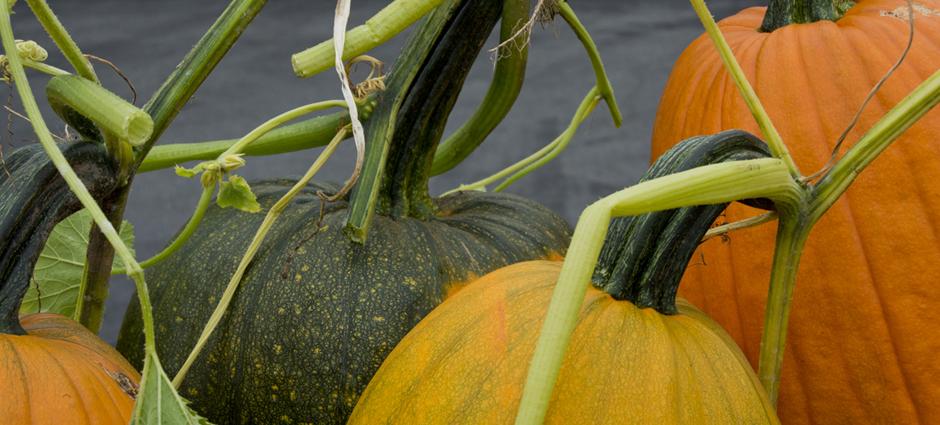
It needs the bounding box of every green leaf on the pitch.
[21,209,135,318]
[131,351,212,425]
[217,174,261,212]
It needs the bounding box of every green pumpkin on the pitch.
[117,1,570,423]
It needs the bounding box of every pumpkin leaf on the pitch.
[217,174,261,212]
[21,209,135,318]
[131,351,213,425]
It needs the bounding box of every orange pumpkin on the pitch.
[1,142,138,424]
[350,133,780,424]
[651,0,940,423]
[1,314,140,424]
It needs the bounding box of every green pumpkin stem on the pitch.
[592,130,772,314]
[761,0,855,32]
[345,0,503,239]
[0,143,117,334]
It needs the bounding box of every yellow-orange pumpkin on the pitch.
[651,1,940,423]
[349,261,778,425]
[350,132,780,424]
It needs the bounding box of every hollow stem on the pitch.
[172,127,349,388]
[46,75,153,146]
[291,0,444,78]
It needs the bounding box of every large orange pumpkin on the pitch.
[651,1,940,423]
[350,133,780,424]
[1,142,139,424]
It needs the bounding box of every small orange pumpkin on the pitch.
[1,314,140,424]
[651,0,940,423]
[0,142,139,424]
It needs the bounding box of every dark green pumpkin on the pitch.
[116,1,571,424]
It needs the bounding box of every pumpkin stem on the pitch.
[345,0,503,233]
[592,131,772,314]
[761,0,855,32]
[0,142,117,335]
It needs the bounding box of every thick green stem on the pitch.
[139,0,267,158]
[46,75,153,146]
[594,131,773,313]
[1,2,152,347]
[77,189,128,332]
[761,0,854,32]
[430,0,529,175]
[172,127,349,388]
[344,0,501,242]
[79,0,266,331]
[757,214,809,405]
[515,157,803,425]
[291,0,445,78]
[690,0,800,178]
[753,68,940,402]
[557,1,622,127]
[24,0,99,83]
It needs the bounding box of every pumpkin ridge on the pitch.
[2,336,32,420]
[34,341,95,424]
[839,183,922,417]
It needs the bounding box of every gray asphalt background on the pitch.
[1,0,763,343]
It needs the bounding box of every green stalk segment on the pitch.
[515,156,802,425]
[557,1,622,127]
[140,0,267,158]
[25,0,99,83]
[291,0,445,78]
[430,0,530,175]
[689,0,800,178]
[1,0,153,349]
[46,75,153,146]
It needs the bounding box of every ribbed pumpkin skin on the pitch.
[652,2,940,423]
[1,314,139,424]
[117,180,570,425]
[350,260,778,424]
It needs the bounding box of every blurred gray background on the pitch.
[1,0,763,343]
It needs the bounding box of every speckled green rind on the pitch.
[116,179,570,424]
